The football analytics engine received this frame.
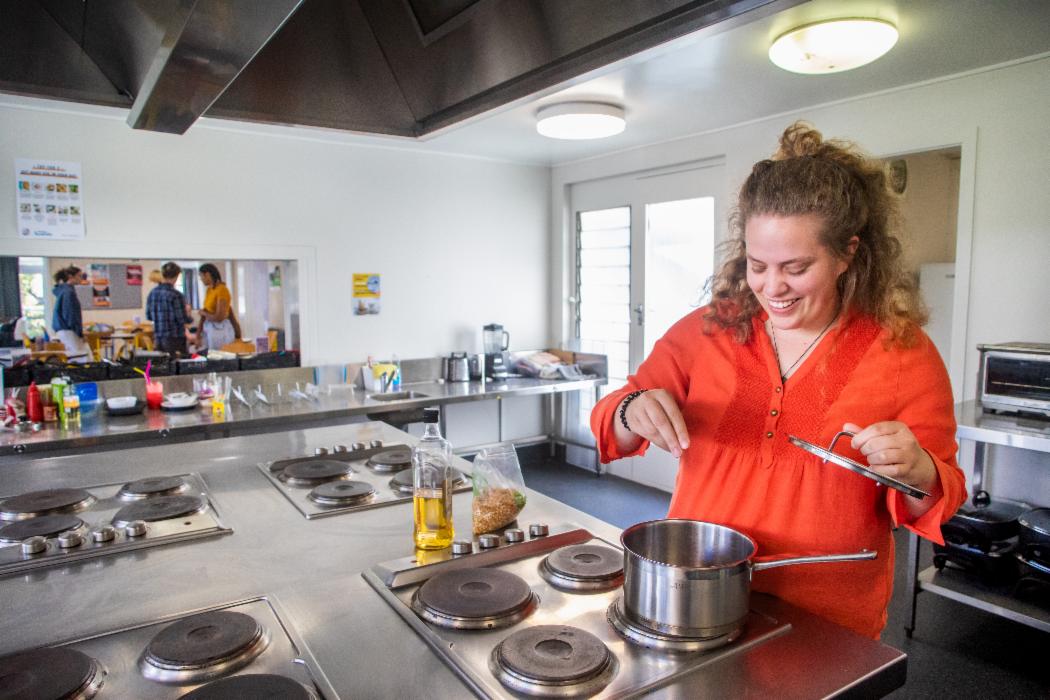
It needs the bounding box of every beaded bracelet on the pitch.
[618,389,647,432]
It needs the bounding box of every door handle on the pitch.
[633,304,644,326]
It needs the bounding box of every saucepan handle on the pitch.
[752,550,876,572]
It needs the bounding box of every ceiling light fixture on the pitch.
[535,102,626,140]
[769,18,898,74]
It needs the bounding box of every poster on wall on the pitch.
[352,273,380,315]
[126,265,143,285]
[89,263,111,307]
[15,159,86,240]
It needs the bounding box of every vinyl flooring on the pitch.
[519,453,1049,700]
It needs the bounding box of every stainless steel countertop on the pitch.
[0,376,604,458]
[0,422,905,698]
[956,400,1050,452]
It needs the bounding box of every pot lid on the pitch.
[957,493,1028,524]
[1020,507,1050,536]
[788,435,930,500]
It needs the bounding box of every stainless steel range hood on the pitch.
[0,0,782,136]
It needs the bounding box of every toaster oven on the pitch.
[977,343,1050,418]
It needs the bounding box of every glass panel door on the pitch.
[577,206,631,396]
[643,197,715,358]
[567,161,723,489]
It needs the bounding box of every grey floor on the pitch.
[519,453,1049,699]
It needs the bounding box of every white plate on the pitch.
[106,396,137,410]
[163,392,197,407]
[161,397,199,409]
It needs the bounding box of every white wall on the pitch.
[552,55,1050,404]
[0,97,551,364]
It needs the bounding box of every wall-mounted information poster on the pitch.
[15,159,85,240]
[352,273,380,315]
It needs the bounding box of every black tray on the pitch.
[238,351,299,371]
[175,358,241,375]
[105,399,146,416]
[106,356,172,379]
[2,366,31,387]
[31,362,109,384]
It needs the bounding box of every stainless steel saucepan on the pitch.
[620,519,877,638]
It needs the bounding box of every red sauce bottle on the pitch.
[27,382,43,423]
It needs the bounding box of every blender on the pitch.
[482,323,511,378]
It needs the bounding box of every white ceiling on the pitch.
[415,0,1050,166]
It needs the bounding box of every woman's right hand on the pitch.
[614,389,690,458]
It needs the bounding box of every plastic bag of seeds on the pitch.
[472,443,527,535]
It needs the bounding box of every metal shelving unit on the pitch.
[904,401,1050,636]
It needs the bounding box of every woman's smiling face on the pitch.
[744,213,854,332]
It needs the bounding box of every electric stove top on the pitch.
[0,473,231,578]
[0,596,335,698]
[259,441,471,520]
[363,525,791,699]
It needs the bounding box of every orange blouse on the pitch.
[591,307,966,639]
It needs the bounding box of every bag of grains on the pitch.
[471,443,527,535]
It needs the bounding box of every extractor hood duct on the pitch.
[1,0,787,137]
[126,0,304,134]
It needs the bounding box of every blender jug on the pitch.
[483,324,509,354]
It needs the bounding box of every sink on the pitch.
[366,391,430,402]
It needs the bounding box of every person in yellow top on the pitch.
[197,263,236,351]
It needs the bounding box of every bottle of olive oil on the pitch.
[413,408,454,550]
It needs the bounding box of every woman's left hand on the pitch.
[842,421,939,495]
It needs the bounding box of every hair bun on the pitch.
[774,121,825,159]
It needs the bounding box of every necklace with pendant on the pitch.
[769,312,838,383]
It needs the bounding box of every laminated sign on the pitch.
[15,159,85,240]
[353,273,380,315]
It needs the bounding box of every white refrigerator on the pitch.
[919,262,955,367]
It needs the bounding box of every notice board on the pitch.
[73,263,142,309]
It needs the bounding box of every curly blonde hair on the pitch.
[704,122,926,346]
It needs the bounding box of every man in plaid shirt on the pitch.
[146,261,191,356]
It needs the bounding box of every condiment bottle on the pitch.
[412,408,454,550]
[41,392,58,423]
[26,383,43,423]
[52,381,68,428]
[63,393,80,426]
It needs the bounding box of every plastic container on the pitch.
[412,408,454,550]
[74,382,98,404]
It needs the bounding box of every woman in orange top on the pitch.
[591,123,966,639]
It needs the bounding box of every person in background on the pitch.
[0,316,25,347]
[591,122,966,640]
[51,266,91,363]
[150,267,193,331]
[146,261,191,356]
[197,263,235,351]
[13,316,28,345]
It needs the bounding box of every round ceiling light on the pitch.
[769,18,898,74]
[535,102,626,140]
